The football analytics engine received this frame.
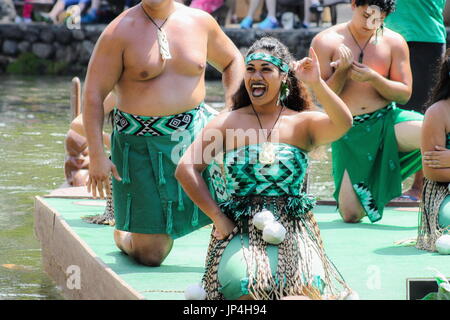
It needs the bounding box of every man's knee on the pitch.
[130,235,173,267]
[132,249,167,267]
[339,205,364,223]
[395,121,422,152]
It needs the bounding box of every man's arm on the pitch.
[311,34,352,95]
[71,92,116,148]
[204,14,244,110]
[351,34,412,104]
[83,24,123,197]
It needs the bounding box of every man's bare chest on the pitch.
[333,38,392,77]
[122,26,208,81]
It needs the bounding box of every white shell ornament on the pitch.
[344,290,360,300]
[184,283,207,300]
[435,234,450,255]
[253,209,275,231]
[262,221,287,245]
[259,142,276,164]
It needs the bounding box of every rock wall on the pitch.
[0,23,449,79]
[0,24,100,74]
[0,23,320,78]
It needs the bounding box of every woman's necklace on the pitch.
[251,104,284,165]
[141,4,172,60]
[347,24,372,63]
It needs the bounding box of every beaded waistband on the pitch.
[114,103,204,136]
[353,104,395,124]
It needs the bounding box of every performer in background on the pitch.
[312,0,423,224]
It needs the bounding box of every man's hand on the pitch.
[350,61,377,82]
[87,155,121,199]
[330,44,354,72]
[423,145,450,169]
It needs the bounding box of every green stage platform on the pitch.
[39,197,449,300]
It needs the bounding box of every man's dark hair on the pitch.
[355,0,396,15]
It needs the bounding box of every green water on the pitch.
[0,75,376,300]
[0,76,71,299]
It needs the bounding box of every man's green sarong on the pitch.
[332,104,424,222]
[111,103,217,238]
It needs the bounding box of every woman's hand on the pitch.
[292,47,321,86]
[423,145,450,168]
[213,213,236,240]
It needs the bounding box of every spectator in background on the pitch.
[240,0,279,29]
[385,0,446,114]
[0,0,17,23]
[303,0,323,28]
[125,0,184,10]
[385,0,447,202]
[40,0,91,23]
[15,0,33,23]
[190,0,224,14]
[80,0,100,23]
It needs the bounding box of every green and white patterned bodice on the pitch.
[208,143,315,220]
[209,143,310,200]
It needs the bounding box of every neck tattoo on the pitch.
[141,4,172,60]
[347,24,373,63]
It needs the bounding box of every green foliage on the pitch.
[422,292,438,300]
[6,53,68,75]
[421,276,450,300]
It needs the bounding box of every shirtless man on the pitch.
[83,0,244,266]
[312,0,423,223]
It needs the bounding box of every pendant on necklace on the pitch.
[358,52,363,63]
[157,28,172,60]
[259,142,276,165]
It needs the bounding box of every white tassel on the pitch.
[435,234,450,255]
[184,283,207,300]
[262,221,286,245]
[253,209,275,231]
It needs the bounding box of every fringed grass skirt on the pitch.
[202,195,350,300]
[417,178,450,252]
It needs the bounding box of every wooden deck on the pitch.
[34,187,449,300]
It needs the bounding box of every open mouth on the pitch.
[251,83,267,98]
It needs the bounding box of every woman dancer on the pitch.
[417,49,450,252]
[176,37,353,299]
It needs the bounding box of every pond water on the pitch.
[0,75,354,300]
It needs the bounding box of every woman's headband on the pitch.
[245,52,290,73]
